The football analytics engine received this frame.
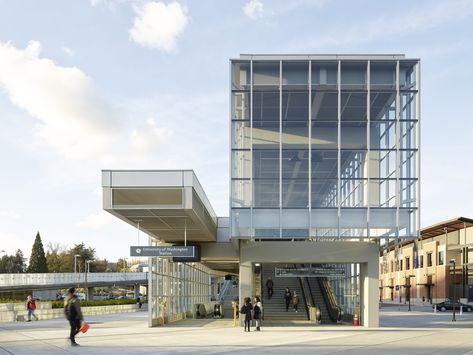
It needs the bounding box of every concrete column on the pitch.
[360,260,379,327]
[239,261,253,326]
[87,287,94,301]
[134,285,140,299]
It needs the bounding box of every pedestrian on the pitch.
[240,297,253,332]
[136,296,142,309]
[284,288,291,312]
[292,291,299,312]
[266,277,274,299]
[253,296,262,331]
[64,287,84,347]
[26,295,38,321]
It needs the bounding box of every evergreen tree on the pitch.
[12,249,25,273]
[27,232,49,273]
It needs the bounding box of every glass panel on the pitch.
[400,61,417,90]
[341,92,367,121]
[340,121,367,149]
[341,62,367,89]
[369,150,396,179]
[311,150,337,179]
[400,91,416,120]
[253,150,279,178]
[370,62,396,90]
[282,209,309,238]
[232,61,250,90]
[253,121,279,149]
[400,179,417,208]
[340,179,367,207]
[282,61,308,86]
[231,120,250,149]
[399,208,417,237]
[370,91,395,120]
[282,179,308,207]
[232,150,251,179]
[282,91,308,121]
[253,179,279,208]
[282,122,308,148]
[311,91,337,121]
[311,209,338,238]
[232,179,251,207]
[232,92,250,120]
[253,91,279,122]
[311,179,338,207]
[340,150,367,179]
[400,150,416,179]
[370,120,396,150]
[400,120,417,150]
[253,209,280,238]
[231,209,251,238]
[311,121,337,148]
[282,150,309,178]
[370,179,396,207]
[311,61,338,88]
[340,208,367,228]
[253,61,280,87]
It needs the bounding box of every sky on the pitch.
[1,0,473,262]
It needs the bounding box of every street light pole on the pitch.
[450,259,456,321]
[74,254,81,273]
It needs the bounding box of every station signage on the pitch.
[274,266,345,278]
[130,246,197,258]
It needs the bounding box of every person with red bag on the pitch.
[64,287,84,347]
[26,295,38,321]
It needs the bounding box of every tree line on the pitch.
[0,232,130,273]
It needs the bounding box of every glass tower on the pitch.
[230,55,419,241]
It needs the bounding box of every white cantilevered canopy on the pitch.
[102,170,217,243]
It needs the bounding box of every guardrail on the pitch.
[0,272,147,289]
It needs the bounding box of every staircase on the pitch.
[307,277,333,324]
[261,264,309,321]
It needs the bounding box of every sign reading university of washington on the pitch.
[275,266,345,278]
[130,246,196,258]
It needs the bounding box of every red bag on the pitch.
[30,300,37,310]
[80,322,90,333]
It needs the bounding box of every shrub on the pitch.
[51,298,141,308]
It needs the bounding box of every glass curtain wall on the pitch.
[231,58,419,241]
[149,246,213,326]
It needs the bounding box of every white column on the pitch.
[360,258,379,327]
[239,261,253,326]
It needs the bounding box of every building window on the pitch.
[390,261,394,273]
[400,259,403,271]
[406,256,410,270]
[380,263,383,274]
[438,251,444,266]
[420,255,424,268]
[427,252,433,267]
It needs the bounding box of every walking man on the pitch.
[266,277,274,299]
[64,287,84,346]
[284,288,291,312]
[292,291,299,312]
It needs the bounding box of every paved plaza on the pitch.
[1,306,473,354]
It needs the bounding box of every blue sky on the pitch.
[1,0,472,261]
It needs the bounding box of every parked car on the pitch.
[433,300,473,312]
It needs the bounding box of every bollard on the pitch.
[434,304,437,313]
[161,301,166,326]
[232,301,237,327]
[353,313,359,326]
[460,305,463,316]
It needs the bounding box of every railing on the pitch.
[296,264,312,320]
[0,273,148,288]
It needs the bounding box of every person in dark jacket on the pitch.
[266,277,274,299]
[253,296,262,331]
[284,288,291,312]
[292,291,300,312]
[240,297,253,332]
[64,287,84,346]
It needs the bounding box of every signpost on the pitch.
[130,246,198,258]
[274,266,345,278]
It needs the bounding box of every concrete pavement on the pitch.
[1,308,473,354]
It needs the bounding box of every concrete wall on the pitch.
[0,302,141,323]
[239,240,379,327]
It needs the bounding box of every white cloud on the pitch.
[78,212,114,230]
[0,210,20,219]
[0,40,175,163]
[129,1,189,52]
[243,0,264,19]
[61,46,75,56]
